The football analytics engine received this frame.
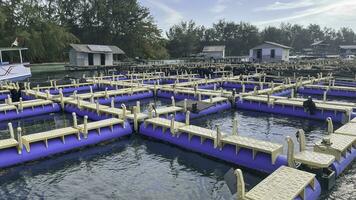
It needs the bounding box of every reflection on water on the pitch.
[0,86,354,198]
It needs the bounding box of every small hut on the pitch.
[69,44,125,67]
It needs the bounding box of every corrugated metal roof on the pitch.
[340,45,356,50]
[311,40,329,46]
[203,45,226,52]
[70,44,125,54]
[251,41,291,50]
[264,41,291,49]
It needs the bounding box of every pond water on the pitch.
[0,67,354,199]
[0,97,354,199]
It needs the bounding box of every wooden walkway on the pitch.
[242,166,316,200]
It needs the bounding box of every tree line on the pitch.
[0,0,355,62]
[0,0,168,62]
[167,20,356,58]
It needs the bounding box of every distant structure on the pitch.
[249,41,291,63]
[339,45,356,57]
[201,45,226,59]
[310,40,330,57]
[69,44,125,67]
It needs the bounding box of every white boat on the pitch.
[0,47,31,82]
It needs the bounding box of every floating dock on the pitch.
[1,71,356,200]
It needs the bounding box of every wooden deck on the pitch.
[245,166,316,200]
[294,151,335,168]
[314,134,356,161]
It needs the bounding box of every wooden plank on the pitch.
[0,138,18,150]
[314,134,356,161]
[245,166,315,200]
[0,105,17,112]
[335,122,356,137]
[77,118,124,131]
[294,151,335,168]
[201,97,228,104]
[155,106,183,116]
[222,135,283,164]
[178,125,216,140]
[21,127,80,152]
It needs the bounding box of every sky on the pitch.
[139,0,356,34]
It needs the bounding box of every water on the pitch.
[0,98,354,199]
[0,67,354,199]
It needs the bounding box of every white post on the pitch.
[296,129,306,151]
[90,86,93,94]
[46,90,50,99]
[19,97,23,111]
[291,88,295,98]
[19,49,23,63]
[184,99,187,112]
[133,106,138,132]
[8,123,14,139]
[72,112,78,128]
[170,114,175,134]
[111,97,115,108]
[90,94,94,104]
[171,96,175,107]
[253,86,257,95]
[83,115,88,138]
[7,94,12,105]
[286,136,296,168]
[242,84,245,93]
[136,101,141,113]
[198,93,202,101]
[77,97,81,108]
[214,125,222,149]
[17,127,23,154]
[105,87,108,99]
[185,111,190,125]
[59,89,64,108]
[323,91,327,102]
[96,100,100,114]
[121,104,127,121]
[327,117,333,134]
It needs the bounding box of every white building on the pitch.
[340,45,356,57]
[249,41,291,63]
[69,44,125,67]
[202,45,226,59]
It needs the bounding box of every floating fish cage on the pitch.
[0,72,355,200]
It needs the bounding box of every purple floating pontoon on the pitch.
[0,103,61,122]
[139,124,287,174]
[0,122,132,169]
[96,91,153,105]
[236,99,348,123]
[298,87,356,98]
[157,90,209,101]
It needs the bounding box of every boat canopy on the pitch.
[0,47,28,64]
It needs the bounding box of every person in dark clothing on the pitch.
[303,96,316,115]
[10,83,24,102]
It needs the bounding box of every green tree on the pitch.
[166,20,204,58]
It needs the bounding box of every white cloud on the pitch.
[210,0,230,14]
[255,0,317,11]
[255,0,356,27]
[145,0,183,26]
